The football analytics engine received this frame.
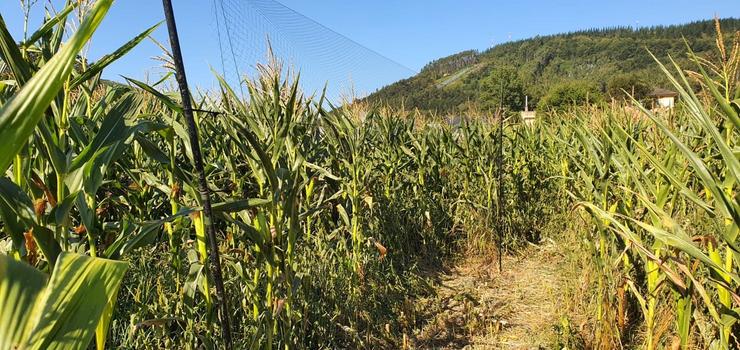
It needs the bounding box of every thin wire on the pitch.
[212,0,416,102]
[260,0,416,73]
[217,0,246,97]
[213,0,227,78]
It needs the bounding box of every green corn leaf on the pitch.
[74,192,95,236]
[135,133,170,164]
[47,8,67,58]
[117,222,162,259]
[624,215,739,285]
[0,177,36,250]
[104,209,195,259]
[130,120,169,134]
[171,118,195,163]
[95,291,117,350]
[685,49,740,130]
[660,54,740,182]
[336,204,351,228]
[25,252,128,350]
[635,98,739,226]
[68,93,140,173]
[634,189,740,279]
[21,3,77,49]
[152,71,174,87]
[137,171,171,196]
[86,141,126,196]
[66,130,130,197]
[222,215,265,250]
[579,202,688,290]
[50,191,80,226]
[231,119,279,190]
[304,161,340,180]
[37,121,68,174]
[30,226,62,269]
[0,254,48,349]
[125,77,182,113]
[0,252,127,350]
[624,126,713,214]
[0,0,114,173]
[0,14,32,86]
[210,198,271,214]
[71,22,161,89]
[101,220,135,260]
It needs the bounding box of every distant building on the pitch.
[650,88,678,109]
[520,96,536,126]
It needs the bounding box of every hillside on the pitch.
[364,18,740,114]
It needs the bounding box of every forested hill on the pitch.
[364,18,740,114]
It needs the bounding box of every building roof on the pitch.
[649,88,678,98]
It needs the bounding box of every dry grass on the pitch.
[412,238,587,349]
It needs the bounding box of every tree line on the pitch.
[364,18,740,114]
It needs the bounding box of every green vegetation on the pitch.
[537,80,604,111]
[0,252,128,350]
[607,72,653,102]
[0,1,133,349]
[478,66,525,111]
[366,18,740,114]
[0,3,738,350]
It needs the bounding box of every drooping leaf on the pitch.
[125,77,182,113]
[210,198,271,214]
[24,252,128,350]
[0,177,36,249]
[0,0,114,172]
[0,252,127,350]
[30,226,62,269]
[0,254,48,349]
[68,93,140,173]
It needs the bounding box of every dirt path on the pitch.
[413,241,572,349]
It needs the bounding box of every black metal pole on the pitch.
[496,80,505,273]
[160,0,233,347]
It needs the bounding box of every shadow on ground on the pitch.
[411,242,574,349]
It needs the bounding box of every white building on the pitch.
[520,95,536,126]
[520,111,536,126]
[650,88,678,109]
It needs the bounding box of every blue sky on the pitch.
[1,0,738,92]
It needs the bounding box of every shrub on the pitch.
[607,72,652,102]
[537,80,604,111]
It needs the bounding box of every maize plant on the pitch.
[1,2,738,349]
[0,0,139,348]
[576,22,740,349]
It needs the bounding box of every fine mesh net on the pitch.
[213,0,416,103]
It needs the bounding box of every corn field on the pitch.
[0,2,738,349]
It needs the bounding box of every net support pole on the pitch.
[496,80,505,273]
[160,0,233,347]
